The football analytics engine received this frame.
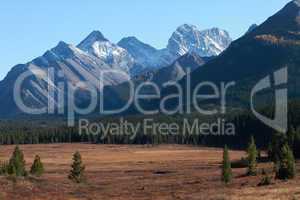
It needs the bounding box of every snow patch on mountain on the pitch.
[78,31,135,73]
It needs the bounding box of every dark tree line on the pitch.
[0,101,300,160]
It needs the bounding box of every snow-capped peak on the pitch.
[77,30,135,73]
[167,24,232,57]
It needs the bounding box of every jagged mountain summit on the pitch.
[167,24,232,57]
[118,24,232,72]
[77,31,136,73]
[78,30,108,47]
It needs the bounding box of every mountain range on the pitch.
[110,0,300,115]
[0,24,232,116]
[3,0,300,118]
[118,24,231,74]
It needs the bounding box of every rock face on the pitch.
[78,31,135,73]
[167,24,232,58]
[118,36,159,67]
[118,36,170,74]
[151,53,209,86]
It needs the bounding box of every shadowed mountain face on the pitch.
[169,0,300,109]
[100,53,210,110]
[251,0,300,36]
[150,53,209,86]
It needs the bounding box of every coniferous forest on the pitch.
[0,101,299,160]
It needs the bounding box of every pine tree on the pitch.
[247,136,258,176]
[8,146,27,177]
[276,144,296,180]
[30,155,44,177]
[68,151,85,183]
[222,145,232,184]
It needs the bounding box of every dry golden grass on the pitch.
[0,144,299,200]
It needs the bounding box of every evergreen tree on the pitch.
[276,144,296,180]
[68,151,85,183]
[222,145,232,184]
[247,136,258,176]
[8,146,27,177]
[30,155,44,177]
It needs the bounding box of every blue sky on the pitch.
[0,0,291,80]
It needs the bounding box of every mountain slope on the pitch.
[118,36,158,67]
[117,36,170,74]
[0,41,130,116]
[151,53,209,86]
[170,0,300,109]
[101,53,210,109]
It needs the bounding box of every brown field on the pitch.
[0,144,299,200]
